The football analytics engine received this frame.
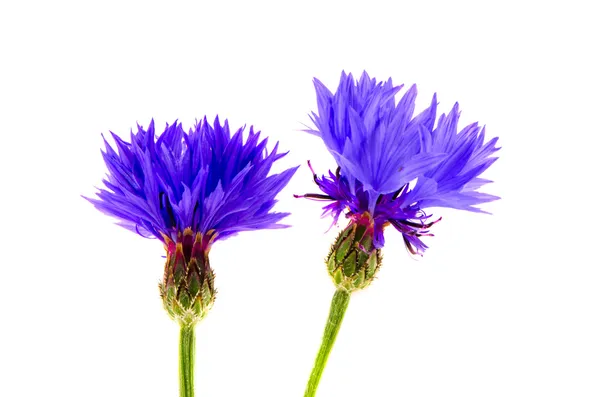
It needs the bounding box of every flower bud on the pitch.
[326,212,382,292]
[159,228,217,327]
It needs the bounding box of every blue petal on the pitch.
[87,118,297,242]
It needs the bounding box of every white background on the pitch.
[1,1,598,396]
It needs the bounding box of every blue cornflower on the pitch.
[87,116,297,326]
[300,71,499,255]
[301,72,500,397]
[88,116,296,395]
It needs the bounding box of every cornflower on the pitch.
[298,72,499,396]
[87,117,297,397]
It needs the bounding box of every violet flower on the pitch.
[299,71,499,397]
[87,116,297,397]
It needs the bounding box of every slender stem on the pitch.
[304,288,351,397]
[179,325,195,397]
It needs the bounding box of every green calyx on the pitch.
[159,228,217,327]
[327,212,382,292]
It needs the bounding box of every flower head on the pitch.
[300,71,499,255]
[88,116,297,244]
[87,116,297,325]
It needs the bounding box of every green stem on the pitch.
[179,325,195,397]
[304,288,351,397]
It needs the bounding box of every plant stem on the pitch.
[179,325,195,397]
[304,288,351,397]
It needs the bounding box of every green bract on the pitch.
[326,212,382,292]
[159,228,217,327]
